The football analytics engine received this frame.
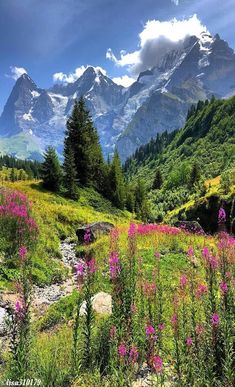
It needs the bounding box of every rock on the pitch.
[174,220,204,234]
[80,292,112,316]
[60,239,78,267]
[76,222,115,244]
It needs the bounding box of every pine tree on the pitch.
[134,179,149,221]
[65,97,105,191]
[41,146,62,192]
[152,168,163,190]
[10,168,16,182]
[109,149,125,209]
[63,138,79,200]
[190,162,200,188]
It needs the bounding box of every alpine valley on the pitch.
[1,31,235,161]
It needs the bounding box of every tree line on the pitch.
[41,97,149,220]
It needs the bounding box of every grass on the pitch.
[0,180,131,288]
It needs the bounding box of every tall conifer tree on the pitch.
[41,146,62,192]
[109,149,125,209]
[65,97,105,191]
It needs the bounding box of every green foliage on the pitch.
[63,139,79,200]
[108,149,126,209]
[152,168,163,190]
[125,95,235,219]
[65,98,105,191]
[41,146,62,192]
[220,170,232,194]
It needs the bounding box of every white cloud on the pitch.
[106,14,209,76]
[112,75,135,88]
[6,66,28,80]
[171,0,180,5]
[53,65,107,83]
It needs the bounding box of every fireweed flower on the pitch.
[19,246,27,260]
[180,274,188,289]
[15,300,23,314]
[196,283,208,298]
[152,355,163,373]
[145,324,155,336]
[211,313,220,326]
[186,337,193,347]
[84,228,91,244]
[158,323,165,332]
[209,256,219,271]
[187,246,194,257]
[218,207,226,224]
[87,258,96,274]
[129,345,139,364]
[109,251,120,279]
[171,313,178,326]
[202,246,210,261]
[75,262,85,277]
[220,281,228,294]
[128,223,136,237]
[118,343,127,358]
[143,282,156,298]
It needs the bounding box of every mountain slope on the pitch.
[125,95,235,182]
[0,33,235,160]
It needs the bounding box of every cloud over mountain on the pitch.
[6,66,28,80]
[106,14,209,75]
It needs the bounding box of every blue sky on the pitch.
[0,0,234,112]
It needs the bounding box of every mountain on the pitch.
[124,95,235,221]
[0,33,235,161]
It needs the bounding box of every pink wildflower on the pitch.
[196,283,208,298]
[180,274,188,289]
[15,300,23,314]
[118,343,127,358]
[158,323,165,332]
[152,355,163,373]
[186,337,193,347]
[129,345,139,364]
[87,258,96,274]
[220,281,228,294]
[145,324,155,336]
[218,207,226,224]
[211,313,220,326]
[109,251,120,279]
[171,313,178,326]
[128,223,136,237]
[187,246,194,257]
[19,246,27,260]
[75,262,85,277]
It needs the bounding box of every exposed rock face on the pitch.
[0,306,7,336]
[0,33,235,161]
[80,292,112,316]
[76,221,114,244]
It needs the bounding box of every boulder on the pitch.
[76,221,114,244]
[174,220,204,234]
[80,292,112,316]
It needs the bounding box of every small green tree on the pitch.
[220,171,231,194]
[190,162,200,189]
[109,149,126,209]
[10,168,16,182]
[41,146,62,192]
[63,138,79,200]
[152,168,163,190]
[135,178,149,221]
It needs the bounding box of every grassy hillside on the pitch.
[125,96,235,222]
[0,180,131,289]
